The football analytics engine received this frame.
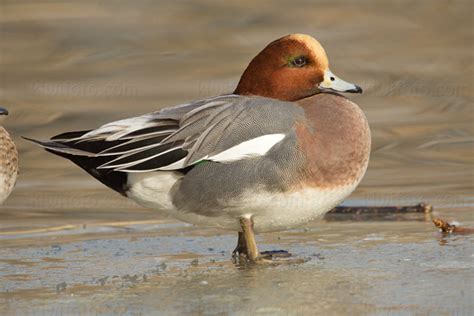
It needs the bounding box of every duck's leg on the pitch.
[232,232,248,258]
[239,216,260,262]
[236,216,305,265]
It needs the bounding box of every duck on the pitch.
[0,107,19,204]
[26,34,371,262]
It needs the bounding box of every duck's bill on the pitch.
[319,69,362,94]
[0,107,8,116]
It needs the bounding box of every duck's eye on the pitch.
[291,56,308,67]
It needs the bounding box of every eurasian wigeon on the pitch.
[0,107,19,204]
[26,34,370,262]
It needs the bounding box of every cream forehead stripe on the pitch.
[290,34,328,68]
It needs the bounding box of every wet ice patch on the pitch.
[362,234,385,241]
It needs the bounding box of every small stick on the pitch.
[330,203,432,214]
[432,218,474,234]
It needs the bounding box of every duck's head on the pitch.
[234,34,362,101]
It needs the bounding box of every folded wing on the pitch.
[26,94,303,194]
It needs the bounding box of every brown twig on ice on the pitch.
[432,218,474,234]
[330,203,432,214]
[325,203,433,221]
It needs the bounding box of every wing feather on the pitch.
[98,141,184,169]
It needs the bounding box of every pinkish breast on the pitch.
[293,93,371,189]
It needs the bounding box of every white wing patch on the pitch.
[202,133,286,163]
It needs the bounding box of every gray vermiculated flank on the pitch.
[171,99,308,216]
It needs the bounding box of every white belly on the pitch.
[228,184,358,232]
[127,171,359,233]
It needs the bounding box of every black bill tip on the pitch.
[347,85,363,94]
[0,107,9,116]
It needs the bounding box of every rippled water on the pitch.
[1,0,473,315]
